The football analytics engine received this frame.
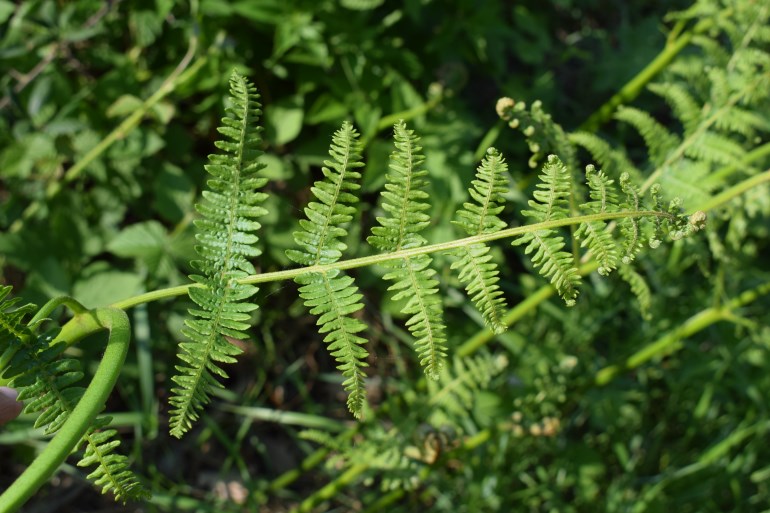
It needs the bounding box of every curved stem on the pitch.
[0,308,131,513]
[29,296,88,325]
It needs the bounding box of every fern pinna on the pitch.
[169,71,267,437]
[451,148,510,334]
[368,121,447,380]
[286,121,369,417]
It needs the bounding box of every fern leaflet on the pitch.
[613,106,681,167]
[574,165,620,276]
[451,147,510,333]
[169,71,267,437]
[287,121,368,417]
[512,155,581,305]
[368,120,447,379]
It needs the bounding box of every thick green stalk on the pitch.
[579,19,711,132]
[595,280,770,385]
[0,308,131,513]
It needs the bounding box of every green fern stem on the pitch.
[103,209,678,314]
[579,17,713,132]
[0,308,131,513]
[595,279,770,386]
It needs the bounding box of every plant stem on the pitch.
[109,210,667,310]
[579,18,711,132]
[696,169,770,213]
[595,279,770,385]
[0,308,131,513]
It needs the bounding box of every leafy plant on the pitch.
[1,0,769,511]
[0,62,711,509]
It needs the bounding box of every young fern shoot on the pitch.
[169,72,268,437]
[286,121,369,417]
[368,121,447,379]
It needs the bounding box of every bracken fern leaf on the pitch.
[169,71,267,437]
[513,155,581,305]
[574,165,620,276]
[288,121,369,416]
[369,121,447,379]
[452,148,510,333]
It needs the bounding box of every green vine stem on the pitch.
[594,279,770,386]
[97,164,768,317]
[0,308,131,513]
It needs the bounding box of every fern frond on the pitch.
[297,270,368,416]
[496,97,577,170]
[648,82,701,136]
[452,148,510,333]
[684,131,746,165]
[369,121,446,379]
[617,263,652,320]
[574,165,620,276]
[452,148,508,236]
[368,121,431,252]
[78,418,149,502]
[520,154,572,222]
[6,331,84,434]
[618,172,644,264]
[169,71,267,437]
[288,121,369,416]
[613,107,681,167]
[286,121,364,266]
[568,131,642,182]
[0,286,36,351]
[713,106,770,137]
[513,155,580,305]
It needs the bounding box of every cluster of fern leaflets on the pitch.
[286,121,369,417]
[162,70,707,423]
[0,287,147,503]
[567,1,770,215]
[168,72,267,437]
[512,155,583,305]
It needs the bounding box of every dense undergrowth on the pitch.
[1,0,770,512]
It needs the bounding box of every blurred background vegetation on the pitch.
[1,0,769,512]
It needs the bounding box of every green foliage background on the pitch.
[1,0,769,512]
